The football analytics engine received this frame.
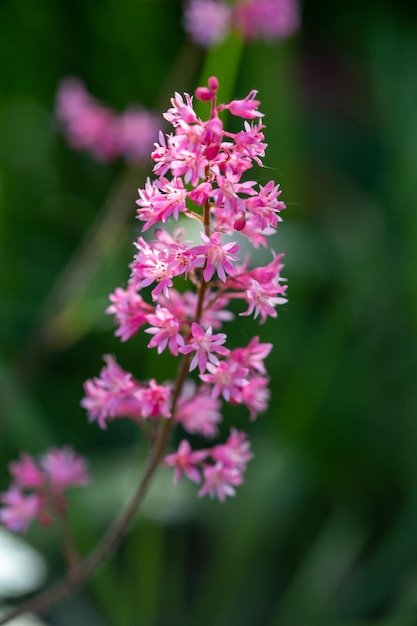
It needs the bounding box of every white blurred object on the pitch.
[0,609,48,626]
[0,528,47,598]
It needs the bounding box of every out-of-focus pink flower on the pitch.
[233,0,300,42]
[198,462,243,502]
[176,383,222,437]
[56,78,159,163]
[211,429,253,469]
[1,447,90,534]
[0,487,41,533]
[106,287,154,342]
[183,0,232,48]
[183,0,300,47]
[41,447,89,492]
[10,454,44,489]
[138,379,172,419]
[164,440,208,483]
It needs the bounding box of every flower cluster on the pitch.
[183,0,300,48]
[81,76,287,501]
[0,448,89,533]
[56,78,160,162]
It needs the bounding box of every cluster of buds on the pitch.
[56,78,160,162]
[0,448,89,533]
[183,0,300,48]
[81,76,288,501]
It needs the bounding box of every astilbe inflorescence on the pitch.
[183,0,300,48]
[56,78,160,163]
[0,448,89,533]
[81,76,288,501]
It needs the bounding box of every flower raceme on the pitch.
[56,78,160,163]
[81,76,288,501]
[183,0,300,48]
[0,448,89,533]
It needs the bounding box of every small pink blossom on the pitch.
[10,454,44,490]
[200,360,249,402]
[239,375,270,419]
[192,231,240,282]
[0,487,41,533]
[183,0,232,47]
[138,379,172,419]
[220,90,264,119]
[176,383,222,437]
[106,287,153,342]
[145,305,185,356]
[233,0,300,42]
[211,429,253,470]
[164,440,208,483]
[41,447,89,492]
[179,322,229,373]
[81,355,144,428]
[198,463,243,502]
[241,278,287,323]
[230,336,272,374]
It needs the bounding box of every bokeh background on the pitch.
[1,1,417,625]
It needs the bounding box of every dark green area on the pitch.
[1,1,417,624]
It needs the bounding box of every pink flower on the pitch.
[192,231,240,282]
[41,447,89,492]
[163,92,199,127]
[176,383,222,437]
[239,375,270,419]
[56,78,159,163]
[179,322,229,373]
[145,305,185,356]
[211,429,253,470]
[106,287,153,342]
[241,278,287,323]
[200,360,249,402]
[183,0,232,47]
[233,0,300,42]
[230,336,272,374]
[198,463,243,501]
[9,454,44,489]
[81,355,144,428]
[117,108,160,162]
[220,90,264,119]
[0,487,41,533]
[164,440,208,483]
[138,379,172,419]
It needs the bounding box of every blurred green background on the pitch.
[1,1,417,625]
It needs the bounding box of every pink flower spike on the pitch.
[9,454,44,490]
[198,462,243,502]
[41,447,89,492]
[179,322,229,373]
[0,487,41,533]
[164,440,208,484]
